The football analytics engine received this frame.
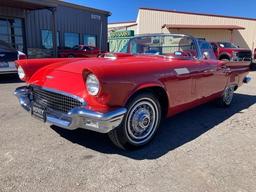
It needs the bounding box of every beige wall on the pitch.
[168,29,248,47]
[137,9,256,50]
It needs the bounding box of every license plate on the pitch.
[31,103,46,122]
[0,62,9,68]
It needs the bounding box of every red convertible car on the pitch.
[14,34,252,149]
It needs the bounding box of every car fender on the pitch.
[123,81,170,106]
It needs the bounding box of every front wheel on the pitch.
[108,92,162,150]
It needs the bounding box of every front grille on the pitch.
[237,51,252,60]
[31,87,83,113]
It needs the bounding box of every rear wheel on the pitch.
[108,92,162,150]
[219,55,230,61]
[217,85,235,107]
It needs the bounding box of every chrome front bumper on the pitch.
[14,86,127,133]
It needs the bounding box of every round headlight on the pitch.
[17,66,25,80]
[86,74,100,96]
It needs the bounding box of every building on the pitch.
[108,21,137,34]
[0,0,111,58]
[108,8,256,51]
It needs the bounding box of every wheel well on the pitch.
[219,54,230,60]
[127,86,169,117]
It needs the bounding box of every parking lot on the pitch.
[0,72,255,192]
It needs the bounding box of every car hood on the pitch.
[30,54,171,75]
[27,54,168,97]
[27,53,192,100]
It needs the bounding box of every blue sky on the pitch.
[65,0,256,23]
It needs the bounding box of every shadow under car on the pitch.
[51,93,256,160]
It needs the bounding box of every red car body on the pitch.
[58,45,100,58]
[14,34,253,149]
[210,42,252,61]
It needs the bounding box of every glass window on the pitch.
[120,35,198,58]
[84,34,97,47]
[15,36,23,44]
[0,40,15,52]
[13,19,22,27]
[41,30,59,49]
[14,28,22,35]
[0,18,25,52]
[0,35,10,43]
[0,26,9,35]
[64,32,79,49]
[198,40,216,59]
[0,19,9,35]
[0,19,8,26]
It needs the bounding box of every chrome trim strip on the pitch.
[14,86,127,133]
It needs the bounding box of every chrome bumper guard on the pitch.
[14,86,127,133]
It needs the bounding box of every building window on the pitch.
[41,30,59,49]
[84,34,97,47]
[0,18,25,52]
[64,32,79,49]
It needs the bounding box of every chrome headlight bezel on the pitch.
[17,65,25,80]
[86,73,100,96]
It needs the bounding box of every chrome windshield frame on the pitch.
[119,33,203,60]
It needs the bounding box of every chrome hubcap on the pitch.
[132,108,151,133]
[126,98,159,144]
[224,86,234,105]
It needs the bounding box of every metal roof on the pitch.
[140,8,256,22]
[0,0,111,15]
[162,24,245,30]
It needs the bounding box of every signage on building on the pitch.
[110,30,134,38]
[91,14,101,20]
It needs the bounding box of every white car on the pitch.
[0,40,27,74]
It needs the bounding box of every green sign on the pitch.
[110,30,134,38]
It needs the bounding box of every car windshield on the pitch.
[218,42,238,48]
[120,34,198,58]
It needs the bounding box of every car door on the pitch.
[196,41,228,99]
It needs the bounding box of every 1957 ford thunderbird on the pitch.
[14,34,253,149]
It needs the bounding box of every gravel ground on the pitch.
[0,73,255,192]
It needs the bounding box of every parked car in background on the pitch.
[14,34,252,149]
[58,45,100,58]
[210,41,252,61]
[0,40,26,74]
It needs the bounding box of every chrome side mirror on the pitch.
[203,51,209,60]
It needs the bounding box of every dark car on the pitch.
[0,40,26,74]
[58,45,100,58]
[210,41,252,61]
